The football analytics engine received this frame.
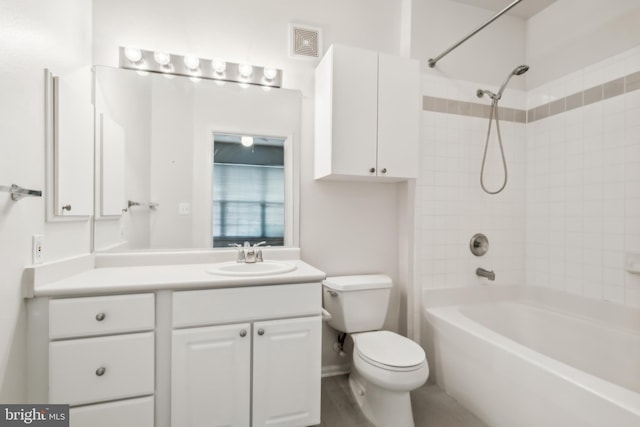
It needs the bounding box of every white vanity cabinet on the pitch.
[28,293,156,427]
[314,44,420,181]
[171,283,322,427]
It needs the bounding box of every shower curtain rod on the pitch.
[427,0,524,68]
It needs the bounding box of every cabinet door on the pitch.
[172,323,251,427]
[252,316,321,427]
[377,52,420,179]
[316,44,378,179]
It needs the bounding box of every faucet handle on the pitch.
[253,241,267,247]
[229,243,245,262]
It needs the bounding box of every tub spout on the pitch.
[476,267,495,281]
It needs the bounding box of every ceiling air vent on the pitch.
[289,24,322,59]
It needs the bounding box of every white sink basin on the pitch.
[206,261,297,276]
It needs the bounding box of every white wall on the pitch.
[93,0,406,372]
[0,0,92,400]
[527,0,640,89]
[411,0,527,90]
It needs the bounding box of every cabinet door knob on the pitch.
[369,167,376,174]
[381,168,387,174]
[95,313,106,321]
[95,367,106,376]
[257,328,265,336]
[239,329,247,337]
[62,204,72,211]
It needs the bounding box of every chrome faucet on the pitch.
[476,267,495,281]
[231,241,267,263]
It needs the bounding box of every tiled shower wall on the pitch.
[417,76,527,290]
[417,44,640,309]
[526,46,640,308]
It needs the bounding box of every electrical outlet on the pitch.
[179,202,191,216]
[32,235,44,264]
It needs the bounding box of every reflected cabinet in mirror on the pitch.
[93,66,301,252]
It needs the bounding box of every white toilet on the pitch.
[322,274,428,427]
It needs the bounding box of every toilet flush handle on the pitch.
[328,290,338,297]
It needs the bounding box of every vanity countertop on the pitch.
[25,249,326,298]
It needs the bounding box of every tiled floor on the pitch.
[315,375,490,427]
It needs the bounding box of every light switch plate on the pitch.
[32,234,44,264]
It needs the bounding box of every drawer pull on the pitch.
[95,313,106,322]
[257,328,265,336]
[239,329,247,337]
[95,367,106,377]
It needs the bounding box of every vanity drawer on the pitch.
[50,332,154,406]
[49,293,155,339]
[173,282,321,328]
[69,396,154,427]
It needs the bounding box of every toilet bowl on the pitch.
[349,331,428,427]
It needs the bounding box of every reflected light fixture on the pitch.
[241,136,254,147]
[119,47,283,88]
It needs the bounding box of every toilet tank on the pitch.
[322,274,392,333]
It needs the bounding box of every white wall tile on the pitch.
[418,48,640,309]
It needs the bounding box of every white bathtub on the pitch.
[422,286,640,427]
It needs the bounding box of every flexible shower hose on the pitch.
[480,98,508,194]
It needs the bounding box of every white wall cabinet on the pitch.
[171,283,322,427]
[314,44,420,181]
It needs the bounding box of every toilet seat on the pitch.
[353,331,426,372]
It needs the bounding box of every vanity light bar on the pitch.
[118,47,283,88]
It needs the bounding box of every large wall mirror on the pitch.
[93,66,301,252]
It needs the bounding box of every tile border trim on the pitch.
[423,70,640,123]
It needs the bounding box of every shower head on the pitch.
[513,65,529,76]
[497,64,529,97]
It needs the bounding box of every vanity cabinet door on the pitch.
[252,316,321,427]
[172,323,251,427]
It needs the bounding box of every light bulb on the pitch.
[124,47,143,63]
[154,51,171,66]
[238,64,253,78]
[263,67,277,80]
[241,136,254,147]
[212,59,226,74]
[183,55,200,70]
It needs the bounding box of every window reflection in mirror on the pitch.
[212,133,285,247]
